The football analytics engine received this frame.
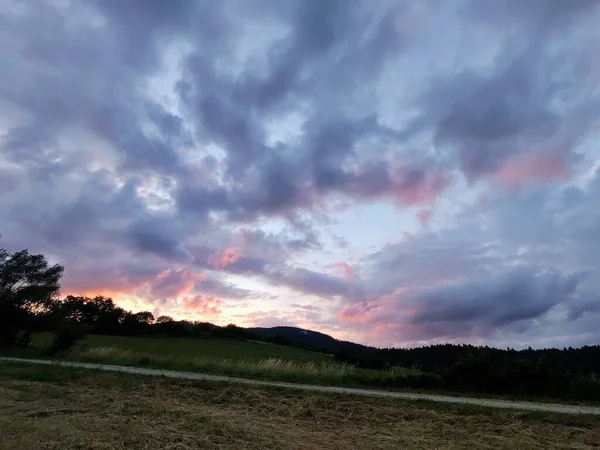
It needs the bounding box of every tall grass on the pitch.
[75,346,438,388]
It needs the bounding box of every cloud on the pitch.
[267,266,359,299]
[149,269,203,300]
[208,247,245,270]
[408,267,582,329]
[128,217,194,263]
[494,150,568,188]
[342,169,600,346]
[291,304,321,312]
[338,301,382,324]
[337,265,584,344]
[194,277,252,300]
[181,295,223,317]
[416,209,432,226]
[1,0,600,348]
[331,262,357,282]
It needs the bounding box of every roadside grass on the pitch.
[1,361,599,450]
[74,346,433,388]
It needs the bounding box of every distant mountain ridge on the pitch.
[247,326,369,354]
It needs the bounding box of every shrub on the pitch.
[46,323,89,355]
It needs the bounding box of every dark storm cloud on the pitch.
[409,267,582,329]
[338,266,589,344]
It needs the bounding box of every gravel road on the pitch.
[2,356,599,415]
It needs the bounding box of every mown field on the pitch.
[1,362,599,450]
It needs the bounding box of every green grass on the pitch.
[32,333,331,363]
[26,333,434,389]
[74,346,428,387]
[11,334,599,405]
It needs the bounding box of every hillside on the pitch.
[247,326,369,354]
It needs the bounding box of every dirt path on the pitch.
[2,356,599,415]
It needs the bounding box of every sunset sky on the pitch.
[1,0,600,348]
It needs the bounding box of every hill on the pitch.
[247,326,369,354]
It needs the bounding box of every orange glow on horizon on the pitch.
[61,288,127,300]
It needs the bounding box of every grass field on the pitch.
[11,334,598,405]
[1,361,599,449]
[25,334,435,389]
[33,333,332,363]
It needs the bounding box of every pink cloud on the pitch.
[331,262,357,282]
[337,289,413,333]
[208,247,244,270]
[495,151,568,187]
[335,163,450,207]
[150,269,205,299]
[338,301,382,324]
[391,168,450,206]
[181,295,223,317]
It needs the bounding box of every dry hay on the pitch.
[0,366,599,450]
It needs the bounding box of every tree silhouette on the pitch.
[122,311,155,335]
[53,295,127,334]
[0,244,64,348]
[156,315,174,324]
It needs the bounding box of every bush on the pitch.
[46,323,89,355]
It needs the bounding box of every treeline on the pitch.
[33,295,315,349]
[0,244,314,351]
[334,345,600,400]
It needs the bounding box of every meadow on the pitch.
[1,361,599,450]
[27,333,436,389]
[33,332,332,363]
[9,334,597,404]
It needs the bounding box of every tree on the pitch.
[121,311,155,335]
[0,247,64,348]
[156,315,174,324]
[54,295,127,334]
[133,311,155,325]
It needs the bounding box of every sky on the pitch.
[1,0,600,349]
